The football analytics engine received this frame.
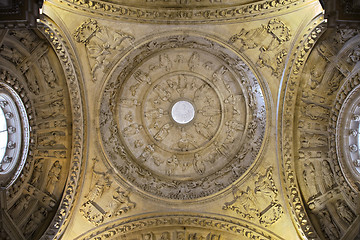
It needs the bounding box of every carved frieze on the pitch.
[54,0,303,24]
[75,213,283,240]
[99,33,267,200]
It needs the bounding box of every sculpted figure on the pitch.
[319,210,340,240]
[322,160,335,189]
[336,200,355,224]
[45,160,62,194]
[107,188,135,216]
[86,171,112,201]
[12,194,31,217]
[303,162,318,198]
[23,207,48,236]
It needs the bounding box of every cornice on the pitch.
[47,0,315,24]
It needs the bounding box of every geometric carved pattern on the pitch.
[100,33,267,200]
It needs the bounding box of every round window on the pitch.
[0,83,29,188]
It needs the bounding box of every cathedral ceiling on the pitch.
[0,0,359,239]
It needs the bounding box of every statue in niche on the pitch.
[322,160,335,190]
[30,159,43,186]
[74,19,134,81]
[319,210,340,240]
[45,160,62,194]
[327,70,344,95]
[309,54,327,89]
[11,194,31,217]
[159,232,171,240]
[303,162,318,199]
[143,233,155,240]
[23,207,48,236]
[0,46,23,65]
[336,200,355,225]
[39,56,57,88]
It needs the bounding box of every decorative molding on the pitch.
[279,14,326,239]
[74,213,284,240]
[37,16,86,240]
[52,0,308,24]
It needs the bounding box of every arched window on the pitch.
[0,83,29,187]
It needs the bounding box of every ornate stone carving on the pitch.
[100,33,267,200]
[229,18,291,76]
[80,159,136,226]
[37,18,85,240]
[55,0,303,24]
[279,15,326,239]
[223,166,283,227]
[74,19,134,82]
[76,213,282,240]
[318,209,341,240]
[23,207,48,237]
[45,160,62,194]
[335,200,355,225]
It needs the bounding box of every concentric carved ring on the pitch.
[100,33,266,200]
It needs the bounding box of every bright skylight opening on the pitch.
[0,101,8,161]
[171,100,195,124]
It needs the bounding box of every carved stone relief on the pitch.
[223,166,283,227]
[0,25,82,240]
[229,18,291,76]
[80,159,136,226]
[75,213,283,240]
[74,19,134,82]
[280,18,360,239]
[99,33,267,200]
[53,0,305,24]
